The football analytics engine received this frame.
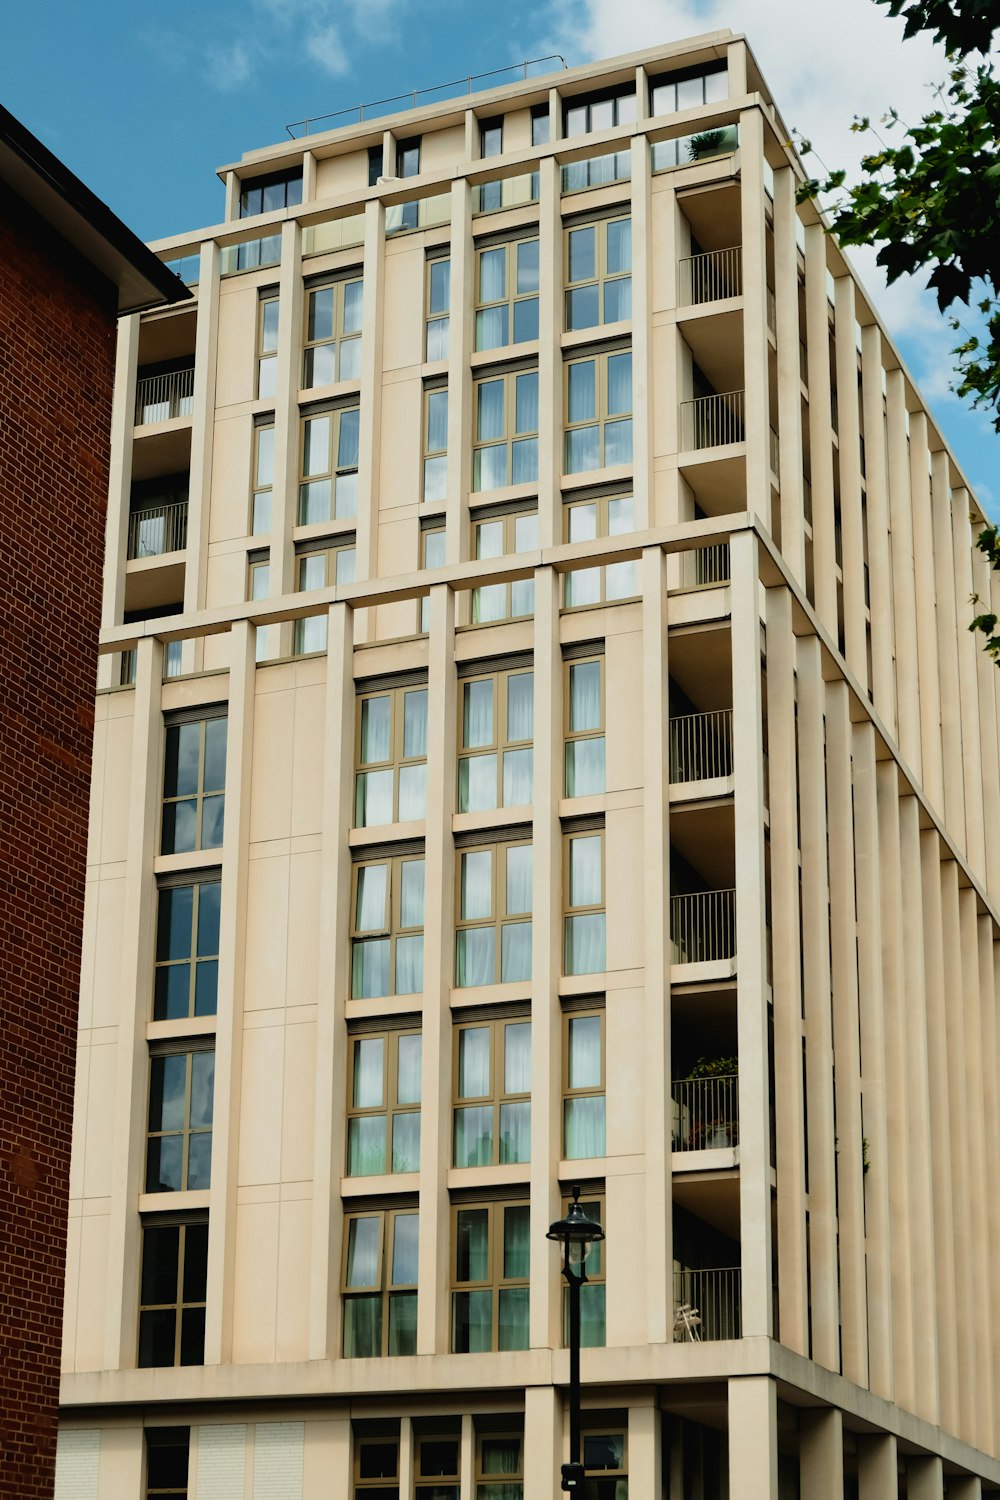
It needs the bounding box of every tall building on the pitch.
[57,31,1000,1499]
[0,106,187,1499]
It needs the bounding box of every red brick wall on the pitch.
[0,195,116,1498]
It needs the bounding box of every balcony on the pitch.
[135,368,194,426]
[673,1266,741,1341]
[680,542,730,591]
[680,391,745,451]
[561,148,631,194]
[669,709,733,783]
[127,500,188,560]
[473,171,539,216]
[672,1074,739,1152]
[385,192,451,236]
[678,246,742,306]
[670,889,736,965]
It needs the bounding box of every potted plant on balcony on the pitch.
[686,128,733,163]
[684,1055,738,1149]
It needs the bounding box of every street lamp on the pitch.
[547,1184,605,1493]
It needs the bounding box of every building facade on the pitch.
[58,32,1000,1499]
[0,107,186,1499]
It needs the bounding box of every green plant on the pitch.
[687,129,728,162]
[685,1055,738,1079]
[862,1137,871,1175]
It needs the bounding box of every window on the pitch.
[423,387,448,502]
[368,145,384,186]
[458,668,533,810]
[355,684,428,827]
[415,1435,460,1498]
[247,553,275,662]
[531,105,550,145]
[456,842,533,986]
[582,1431,627,1497]
[251,422,274,534]
[397,138,421,177]
[299,407,360,523]
[564,1011,605,1158]
[471,510,537,623]
[565,657,605,796]
[161,716,227,855]
[138,1219,208,1367]
[452,1203,529,1351]
[476,1435,524,1497]
[146,1048,214,1192]
[145,1428,190,1499]
[453,1017,531,1165]
[473,370,539,491]
[426,257,451,360]
[239,168,302,217]
[354,1435,398,1495]
[565,218,632,331]
[564,832,606,974]
[563,494,638,607]
[480,117,503,158]
[650,64,728,116]
[303,277,363,387]
[564,351,633,474]
[562,1194,606,1348]
[564,87,637,136]
[352,855,425,998]
[343,1209,418,1357]
[347,1029,422,1175]
[154,881,221,1021]
[294,540,356,654]
[257,294,279,399]
[420,527,446,633]
[475,240,539,351]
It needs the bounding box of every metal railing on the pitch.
[670,888,737,964]
[135,368,194,425]
[669,709,733,782]
[680,391,745,450]
[678,246,742,305]
[285,56,567,137]
[561,149,631,194]
[473,170,540,215]
[672,1075,739,1151]
[680,542,730,590]
[673,1268,741,1340]
[127,500,188,559]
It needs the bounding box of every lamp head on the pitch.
[546,1184,605,1267]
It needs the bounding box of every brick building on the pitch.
[0,105,187,1498]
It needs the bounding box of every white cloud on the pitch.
[205,39,255,92]
[306,22,351,75]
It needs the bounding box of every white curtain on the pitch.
[515,372,538,435]
[463,680,494,748]
[606,352,632,415]
[461,850,493,919]
[505,846,533,915]
[402,689,428,759]
[569,661,601,732]
[360,697,391,764]
[395,1033,422,1105]
[504,1022,531,1091]
[356,864,387,929]
[353,1036,384,1107]
[459,1027,491,1098]
[479,247,506,302]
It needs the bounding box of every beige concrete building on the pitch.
[58,30,1000,1499]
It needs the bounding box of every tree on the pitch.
[798,1,1000,658]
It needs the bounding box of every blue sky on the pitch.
[3,0,995,510]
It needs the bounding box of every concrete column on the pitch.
[764,586,807,1353]
[860,326,895,723]
[630,137,653,531]
[728,1377,777,1500]
[971,545,1000,895]
[885,370,920,774]
[739,109,771,531]
[977,916,1000,1457]
[908,1456,944,1500]
[303,1416,352,1499]
[858,1433,897,1500]
[399,1418,415,1500]
[417,582,456,1353]
[908,411,943,807]
[930,451,965,841]
[799,1408,843,1499]
[102,314,140,635]
[949,1478,982,1500]
[308,603,355,1359]
[445,180,473,562]
[773,166,805,584]
[834,275,867,678]
[524,1384,560,1500]
[804,223,837,635]
[727,38,748,93]
[952,491,986,879]
[641,546,672,1343]
[628,1402,662,1497]
[535,158,561,550]
[184,239,222,661]
[205,619,256,1365]
[960,890,993,1452]
[103,634,163,1369]
[729,531,772,1334]
[301,149,317,202]
[460,1414,474,1500]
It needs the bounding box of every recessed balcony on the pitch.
[135,367,194,426]
[127,499,188,561]
[678,245,742,307]
[669,708,733,788]
[671,1072,739,1153]
[673,1265,741,1341]
[670,888,736,967]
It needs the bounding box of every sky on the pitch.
[3,0,995,510]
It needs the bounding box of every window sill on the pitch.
[560,463,633,493]
[561,320,631,352]
[453,806,532,836]
[297,377,362,406]
[470,339,540,371]
[153,849,224,877]
[447,1162,531,1191]
[146,1015,217,1043]
[139,1189,210,1214]
[341,1171,419,1198]
[450,979,532,1011]
[349,819,427,848]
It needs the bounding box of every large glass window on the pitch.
[154,880,221,1021]
[564,352,633,474]
[650,64,728,116]
[471,510,537,623]
[299,407,360,523]
[458,668,533,811]
[346,1029,422,1176]
[564,657,605,797]
[423,387,448,502]
[426,256,451,360]
[473,371,539,491]
[239,168,302,217]
[564,1011,605,1159]
[397,138,421,177]
[582,1430,627,1497]
[138,1220,208,1367]
[452,1202,529,1352]
[562,1195,606,1348]
[420,526,446,633]
[564,832,606,975]
[342,1209,418,1357]
[256,294,279,399]
[303,277,363,387]
[351,855,425,998]
[565,218,632,331]
[476,1434,524,1498]
[456,842,533,987]
[454,1017,531,1166]
[354,1435,398,1496]
[475,240,540,352]
[293,539,356,655]
[563,494,638,607]
[354,684,429,827]
[161,716,227,855]
[146,1049,214,1193]
[480,117,503,158]
[250,421,274,535]
[145,1428,190,1499]
[416,1435,460,1498]
[564,87,637,136]
[531,105,550,145]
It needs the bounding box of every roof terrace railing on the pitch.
[285,56,568,139]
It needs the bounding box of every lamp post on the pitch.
[547,1185,605,1493]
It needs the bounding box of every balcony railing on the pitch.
[652,124,739,174]
[680,543,730,590]
[302,213,365,257]
[680,391,745,450]
[473,171,540,215]
[385,192,451,235]
[221,234,281,275]
[561,149,631,194]
[673,1267,741,1340]
[678,246,742,305]
[672,1075,739,1151]
[127,500,188,560]
[670,888,736,964]
[135,368,194,425]
[669,709,733,782]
